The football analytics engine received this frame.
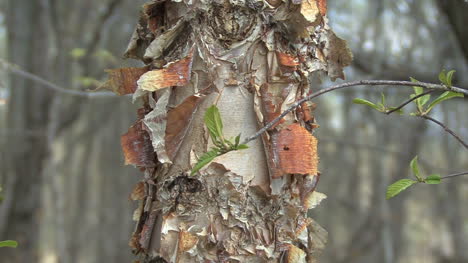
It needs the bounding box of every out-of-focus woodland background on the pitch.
[0,0,467,262]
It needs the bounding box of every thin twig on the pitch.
[420,115,468,149]
[242,80,467,144]
[0,59,116,98]
[385,90,435,115]
[441,171,468,180]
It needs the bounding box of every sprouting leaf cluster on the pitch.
[409,71,463,116]
[353,93,404,114]
[386,156,441,199]
[191,105,248,175]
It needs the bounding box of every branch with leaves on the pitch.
[350,70,468,198]
[354,71,467,149]
[385,157,468,199]
[242,77,467,145]
[192,70,467,200]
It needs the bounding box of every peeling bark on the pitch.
[108,0,352,262]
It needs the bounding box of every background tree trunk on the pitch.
[0,1,52,261]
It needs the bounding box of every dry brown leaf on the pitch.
[121,121,156,167]
[138,52,193,92]
[100,67,149,95]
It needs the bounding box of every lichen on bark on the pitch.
[105,0,352,262]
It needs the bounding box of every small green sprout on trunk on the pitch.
[191,105,249,175]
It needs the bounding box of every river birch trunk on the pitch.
[103,0,352,262]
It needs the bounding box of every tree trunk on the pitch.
[107,1,352,262]
[0,0,53,261]
[437,0,468,63]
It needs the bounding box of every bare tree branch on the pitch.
[441,171,468,180]
[243,80,467,144]
[420,115,468,149]
[0,59,116,98]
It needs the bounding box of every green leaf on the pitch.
[419,93,431,107]
[204,105,224,141]
[410,156,423,182]
[446,70,456,86]
[409,78,430,108]
[70,48,86,59]
[386,179,417,199]
[191,150,220,175]
[0,240,18,248]
[424,174,441,184]
[425,91,464,113]
[236,144,249,150]
[438,70,447,85]
[410,77,424,95]
[353,98,382,111]
[234,134,241,147]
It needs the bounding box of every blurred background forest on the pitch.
[0,0,467,262]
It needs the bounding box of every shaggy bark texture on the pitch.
[104,0,352,262]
